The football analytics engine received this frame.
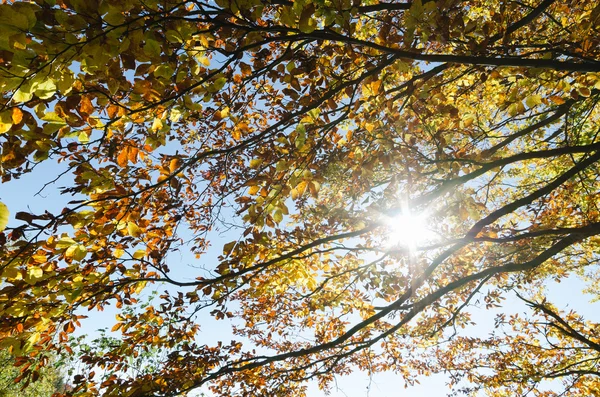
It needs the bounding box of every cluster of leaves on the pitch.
[0,349,66,396]
[0,0,599,396]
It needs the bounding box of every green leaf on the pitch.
[295,124,306,149]
[223,241,236,256]
[154,64,174,79]
[42,111,67,134]
[0,4,35,30]
[165,30,183,43]
[279,6,296,27]
[273,209,283,223]
[208,77,227,93]
[104,5,125,25]
[143,38,162,58]
[298,4,317,33]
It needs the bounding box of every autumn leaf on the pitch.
[34,80,56,100]
[79,96,94,115]
[0,202,8,232]
[0,111,12,134]
[0,1,599,396]
[127,222,142,237]
[11,108,23,124]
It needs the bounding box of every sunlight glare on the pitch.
[385,211,433,250]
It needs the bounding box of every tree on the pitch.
[0,349,66,397]
[0,0,599,395]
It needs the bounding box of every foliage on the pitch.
[0,0,599,396]
[0,350,65,397]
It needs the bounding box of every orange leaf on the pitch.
[128,147,139,164]
[169,158,182,173]
[116,147,129,167]
[11,108,23,124]
[79,96,94,115]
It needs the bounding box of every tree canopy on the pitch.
[0,350,66,397]
[0,0,600,395]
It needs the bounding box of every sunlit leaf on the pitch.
[0,202,8,231]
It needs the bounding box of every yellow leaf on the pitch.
[73,245,87,261]
[151,117,163,131]
[28,266,43,279]
[169,158,182,173]
[65,244,86,261]
[291,187,299,200]
[34,80,56,100]
[364,122,375,133]
[462,115,475,127]
[249,158,263,169]
[132,249,145,259]
[134,281,147,294]
[78,131,90,144]
[507,101,525,117]
[170,107,183,123]
[127,222,142,237]
[0,110,12,134]
[56,236,77,250]
[0,201,8,231]
[248,185,260,195]
[114,248,125,258]
[525,95,542,108]
[12,79,37,104]
[296,180,308,197]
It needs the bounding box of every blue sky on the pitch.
[2,137,599,397]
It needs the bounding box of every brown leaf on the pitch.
[79,96,94,115]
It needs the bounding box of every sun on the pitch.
[384,210,434,251]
